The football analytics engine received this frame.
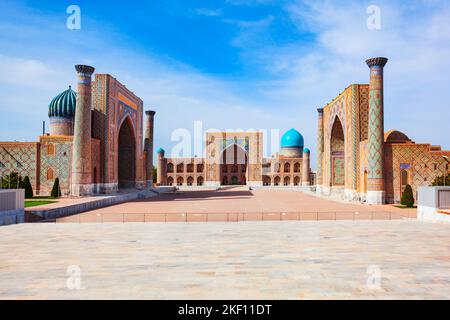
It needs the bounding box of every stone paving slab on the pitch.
[0,221,449,299]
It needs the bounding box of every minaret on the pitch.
[144,110,156,187]
[70,65,95,197]
[302,148,311,186]
[316,108,324,192]
[366,57,388,204]
[157,148,166,185]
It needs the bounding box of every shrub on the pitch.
[23,176,34,198]
[1,172,21,189]
[152,167,157,183]
[431,175,450,186]
[50,178,61,198]
[401,184,415,207]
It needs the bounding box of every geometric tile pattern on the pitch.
[385,143,450,203]
[367,66,385,191]
[316,109,324,185]
[39,138,72,195]
[359,86,370,141]
[0,143,38,190]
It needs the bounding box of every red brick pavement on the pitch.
[56,187,417,223]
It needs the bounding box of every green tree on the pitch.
[1,172,21,189]
[50,178,61,198]
[431,175,450,186]
[152,167,157,183]
[22,176,34,198]
[401,184,415,207]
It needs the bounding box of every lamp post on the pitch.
[443,156,449,187]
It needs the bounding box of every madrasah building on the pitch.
[0,57,449,204]
[316,57,450,204]
[0,65,155,196]
[156,129,313,188]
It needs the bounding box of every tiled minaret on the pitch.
[366,57,388,204]
[144,110,156,187]
[316,108,324,192]
[70,65,95,197]
[302,148,311,186]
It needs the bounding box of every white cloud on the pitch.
[0,0,449,168]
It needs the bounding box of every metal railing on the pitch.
[52,210,416,224]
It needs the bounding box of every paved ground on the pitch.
[56,187,416,222]
[1,220,449,299]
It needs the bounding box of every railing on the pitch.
[0,189,24,211]
[438,190,450,209]
[53,210,416,223]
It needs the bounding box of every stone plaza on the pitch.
[1,220,449,299]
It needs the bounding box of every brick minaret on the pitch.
[157,148,166,185]
[366,57,388,204]
[144,110,156,187]
[302,148,311,186]
[70,65,95,197]
[316,108,324,191]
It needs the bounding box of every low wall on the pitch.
[418,186,450,223]
[27,190,157,221]
[0,189,25,226]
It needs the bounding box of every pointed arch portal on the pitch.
[118,117,136,188]
[331,116,345,186]
[220,144,248,185]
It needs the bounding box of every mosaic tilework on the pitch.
[351,85,360,191]
[367,66,385,191]
[0,143,38,191]
[359,85,370,141]
[332,157,345,186]
[316,109,324,185]
[39,138,72,195]
[385,143,450,203]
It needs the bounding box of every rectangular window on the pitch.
[47,144,56,156]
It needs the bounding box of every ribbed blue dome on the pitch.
[48,86,77,118]
[281,129,304,148]
[157,147,165,154]
[303,147,310,153]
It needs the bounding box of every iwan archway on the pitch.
[118,117,136,188]
[330,116,345,187]
[220,144,248,185]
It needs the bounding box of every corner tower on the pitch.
[144,110,156,187]
[70,64,95,197]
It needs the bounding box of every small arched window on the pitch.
[47,144,56,156]
[47,168,54,180]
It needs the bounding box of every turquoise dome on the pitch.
[304,147,310,153]
[48,86,77,118]
[157,147,165,154]
[281,129,304,148]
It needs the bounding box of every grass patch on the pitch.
[24,200,57,208]
[30,196,57,200]
[394,205,417,209]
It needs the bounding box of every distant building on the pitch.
[157,129,312,187]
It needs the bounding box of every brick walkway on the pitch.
[56,187,416,223]
[0,221,449,299]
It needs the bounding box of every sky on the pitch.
[0,0,449,168]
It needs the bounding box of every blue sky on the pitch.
[1,0,449,167]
